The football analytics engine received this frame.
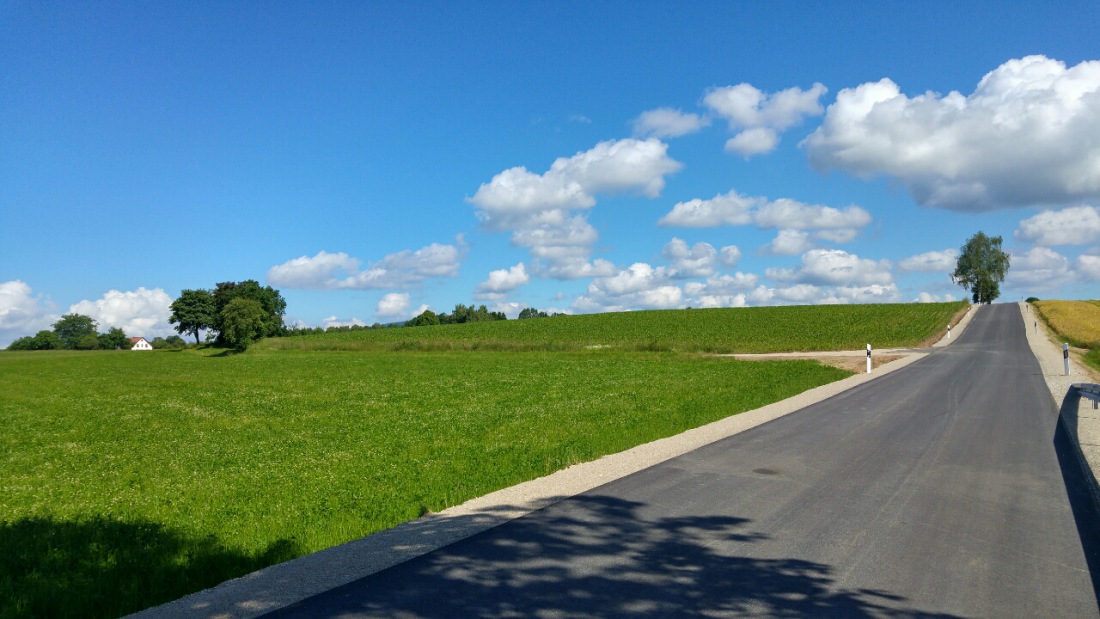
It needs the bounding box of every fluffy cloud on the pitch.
[659,191,760,227]
[704,82,828,156]
[475,263,530,299]
[0,280,56,347]
[753,199,872,230]
[764,230,813,256]
[471,138,682,279]
[268,238,466,290]
[69,287,174,339]
[574,263,684,312]
[660,191,871,247]
[803,56,1100,210]
[915,292,958,303]
[375,292,412,318]
[632,108,710,138]
[747,283,901,305]
[1077,254,1100,281]
[1005,247,1074,290]
[470,138,682,219]
[900,249,959,272]
[266,251,360,289]
[766,249,894,287]
[663,238,720,278]
[1015,205,1100,246]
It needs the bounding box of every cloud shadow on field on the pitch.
[265,495,962,618]
[0,516,300,619]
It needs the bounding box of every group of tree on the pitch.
[169,280,286,350]
[406,304,558,327]
[7,312,193,351]
[9,314,123,351]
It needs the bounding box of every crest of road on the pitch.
[262,304,1099,617]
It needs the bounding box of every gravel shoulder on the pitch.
[132,305,982,619]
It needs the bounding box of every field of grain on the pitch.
[1033,300,1100,348]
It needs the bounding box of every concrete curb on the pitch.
[131,306,977,619]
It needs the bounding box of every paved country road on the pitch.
[264,304,1100,618]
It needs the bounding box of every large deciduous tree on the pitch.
[952,231,1011,304]
[211,280,286,343]
[169,289,216,344]
[220,298,268,351]
[52,314,98,350]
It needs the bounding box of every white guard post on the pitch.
[866,343,872,374]
[1064,343,1071,376]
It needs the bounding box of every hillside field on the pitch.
[261,302,967,353]
[1033,300,1100,371]
[0,302,963,617]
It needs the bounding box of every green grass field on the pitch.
[0,302,963,617]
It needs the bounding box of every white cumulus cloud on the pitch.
[0,280,56,347]
[1015,205,1100,246]
[803,56,1100,210]
[705,82,828,156]
[470,138,682,279]
[476,263,530,299]
[766,249,894,287]
[268,238,466,290]
[375,293,412,318]
[663,238,720,278]
[900,249,959,272]
[69,287,174,339]
[660,192,871,248]
[1006,247,1073,290]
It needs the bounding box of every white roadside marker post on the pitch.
[947,325,951,339]
[1064,343,1071,376]
[866,343,872,374]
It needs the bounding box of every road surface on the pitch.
[264,304,1100,618]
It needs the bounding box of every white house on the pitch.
[130,337,153,351]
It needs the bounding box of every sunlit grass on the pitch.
[1,348,848,617]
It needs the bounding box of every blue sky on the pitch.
[2,2,1099,345]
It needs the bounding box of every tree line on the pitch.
[6,314,189,351]
[7,277,561,351]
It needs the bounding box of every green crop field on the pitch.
[0,302,963,617]
[261,302,967,353]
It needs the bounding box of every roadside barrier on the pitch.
[1075,383,1100,410]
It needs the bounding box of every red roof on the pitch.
[130,337,145,343]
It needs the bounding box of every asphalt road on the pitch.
[264,304,1100,618]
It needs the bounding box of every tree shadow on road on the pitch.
[267,495,961,618]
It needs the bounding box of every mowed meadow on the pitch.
[1,302,964,618]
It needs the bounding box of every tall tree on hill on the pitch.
[169,288,216,344]
[952,231,1011,304]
